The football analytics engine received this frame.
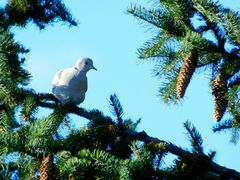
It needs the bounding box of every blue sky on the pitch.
[6,0,239,171]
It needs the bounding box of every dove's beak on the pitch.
[92,66,97,71]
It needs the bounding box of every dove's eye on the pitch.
[85,62,88,65]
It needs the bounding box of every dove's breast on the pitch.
[68,73,88,104]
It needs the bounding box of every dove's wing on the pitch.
[52,69,63,93]
[52,68,76,89]
[52,67,86,105]
[52,67,79,104]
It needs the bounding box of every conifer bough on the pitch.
[6,0,77,29]
[37,94,240,179]
[128,0,240,124]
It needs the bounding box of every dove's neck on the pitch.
[74,60,88,71]
[75,67,88,76]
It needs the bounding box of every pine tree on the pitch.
[128,0,240,135]
[0,0,240,179]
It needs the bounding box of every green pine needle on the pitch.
[109,94,124,124]
[184,121,203,154]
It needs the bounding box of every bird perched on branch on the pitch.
[52,57,97,105]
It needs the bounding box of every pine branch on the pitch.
[6,0,78,29]
[34,95,240,179]
[158,70,179,105]
[127,5,185,37]
[128,0,240,126]
[221,10,240,46]
[57,149,129,179]
[212,119,234,133]
[109,94,123,124]
[127,5,166,30]
[124,128,240,179]
[137,33,177,60]
[183,120,203,154]
[193,0,228,51]
[160,0,196,27]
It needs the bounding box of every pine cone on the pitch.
[211,73,228,122]
[21,114,28,121]
[40,154,54,180]
[69,174,74,180]
[176,51,198,98]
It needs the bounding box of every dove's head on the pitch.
[75,57,97,72]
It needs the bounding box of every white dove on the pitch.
[52,57,97,105]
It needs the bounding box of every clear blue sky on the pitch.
[6,0,239,171]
